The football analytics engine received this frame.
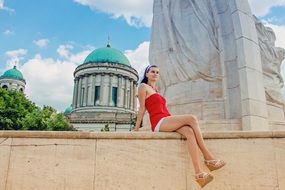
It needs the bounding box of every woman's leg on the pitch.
[159,115,215,160]
[176,126,203,174]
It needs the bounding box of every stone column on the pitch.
[100,73,109,106]
[84,75,88,107]
[133,82,137,111]
[117,75,123,107]
[72,78,78,109]
[90,74,96,106]
[129,79,133,111]
[124,77,128,108]
[77,77,82,108]
[109,74,113,106]
[229,0,268,130]
[99,74,105,106]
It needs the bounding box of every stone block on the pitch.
[232,10,259,44]
[225,60,239,88]
[94,139,186,190]
[267,102,285,121]
[238,67,266,101]
[236,38,262,71]
[202,101,225,120]
[227,87,242,119]
[222,35,237,62]
[0,138,12,190]
[242,115,268,130]
[186,138,278,190]
[241,98,268,118]
[274,138,285,190]
[5,138,96,190]
[229,0,252,16]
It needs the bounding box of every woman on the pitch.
[134,65,226,188]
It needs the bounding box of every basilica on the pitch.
[0,66,26,92]
[65,44,139,131]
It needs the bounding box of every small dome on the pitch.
[83,44,131,66]
[64,106,72,115]
[0,66,25,82]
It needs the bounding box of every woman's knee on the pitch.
[187,115,198,125]
[184,126,195,139]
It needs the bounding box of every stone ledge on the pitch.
[0,130,285,140]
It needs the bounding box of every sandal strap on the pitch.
[205,159,224,166]
[195,172,209,179]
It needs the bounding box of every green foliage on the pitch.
[0,88,75,131]
[101,124,110,132]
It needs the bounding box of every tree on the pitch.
[0,88,36,130]
[0,88,75,131]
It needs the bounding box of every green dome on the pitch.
[64,106,72,115]
[83,44,131,66]
[0,66,25,82]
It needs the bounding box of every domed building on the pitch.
[68,44,139,131]
[0,66,26,92]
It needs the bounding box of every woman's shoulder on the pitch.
[138,83,147,90]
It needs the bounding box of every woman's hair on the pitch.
[140,65,158,84]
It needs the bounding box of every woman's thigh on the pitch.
[159,114,196,132]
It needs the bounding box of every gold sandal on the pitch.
[204,159,226,171]
[195,172,214,188]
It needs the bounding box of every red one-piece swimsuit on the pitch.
[145,93,171,131]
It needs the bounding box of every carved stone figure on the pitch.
[255,16,285,105]
[149,0,285,130]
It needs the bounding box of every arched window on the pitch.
[2,85,8,89]
[19,88,23,93]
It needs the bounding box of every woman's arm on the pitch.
[134,84,147,131]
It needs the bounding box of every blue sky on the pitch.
[0,0,285,111]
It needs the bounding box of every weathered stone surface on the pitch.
[95,140,185,190]
[0,131,285,190]
[5,138,96,190]
[149,0,285,130]
[0,138,12,190]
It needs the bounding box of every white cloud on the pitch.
[34,39,49,48]
[125,41,150,80]
[20,55,77,111]
[0,0,4,9]
[5,49,28,67]
[73,0,153,27]
[57,44,74,58]
[0,0,14,13]
[248,0,285,17]
[3,29,14,36]
[14,47,92,111]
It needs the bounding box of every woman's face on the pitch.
[146,67,160,81]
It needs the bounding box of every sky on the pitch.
[0,0,285,112]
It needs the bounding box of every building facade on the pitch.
[68,44,139,131]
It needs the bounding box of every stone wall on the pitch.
[1,131,285,190]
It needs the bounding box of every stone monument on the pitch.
[149,0,285,131]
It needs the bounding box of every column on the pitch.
[99,73,104,105]
[124,77,128,108]
[117,75,123,107]
[108,74,113,106]
[90,74,96,106]
[84,75,88,106]
[77,77,82,108]
[72,78,78,109]
[129,79,133,110]
[133,82,137,111]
